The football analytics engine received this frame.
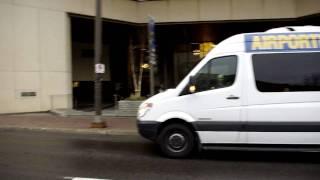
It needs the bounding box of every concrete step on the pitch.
[118,100,142,112]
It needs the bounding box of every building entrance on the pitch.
[71,15,131,110]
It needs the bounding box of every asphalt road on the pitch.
[0,129,319,180]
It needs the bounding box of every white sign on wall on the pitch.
[95,63,105,74]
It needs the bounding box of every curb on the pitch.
[0,126,138,136]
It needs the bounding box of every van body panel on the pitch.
[247,132,320,144]
[198,132,245,144]
[245,51,320,144]
[246,103,320,122]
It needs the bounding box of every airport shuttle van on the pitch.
[137,26,320,158]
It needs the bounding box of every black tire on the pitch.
[157,124,195,158]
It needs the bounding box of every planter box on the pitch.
[118,100,143,111]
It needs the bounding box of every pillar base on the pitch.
[91,122,107,128]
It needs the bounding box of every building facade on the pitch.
[0,0,319,113]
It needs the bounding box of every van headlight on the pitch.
[138,102,153,118]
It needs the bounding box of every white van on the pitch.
[137,26,320,158]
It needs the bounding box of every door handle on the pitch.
[226,95,239,100]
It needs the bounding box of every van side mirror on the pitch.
[189,76,197,94]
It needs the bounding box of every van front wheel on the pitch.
[157,124,195,158]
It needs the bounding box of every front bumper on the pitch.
[137,120,160,141]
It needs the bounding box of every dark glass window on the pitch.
[192,56,237,93]
[252,52,320,92]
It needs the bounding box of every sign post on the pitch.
[148,16,156,96]
[92,0,106,128]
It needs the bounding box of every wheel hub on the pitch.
[168,133,186,150]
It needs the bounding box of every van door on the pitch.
[177,55,244,144]
[246,52,320,145]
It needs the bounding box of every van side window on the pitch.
[252,52,320,92]
[188,56,237,94]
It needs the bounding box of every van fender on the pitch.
[138,112,196,142]
[156,111,202,150]
[156,111,196,123]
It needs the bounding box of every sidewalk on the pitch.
[0,113,138,135]
[51,108,137,117]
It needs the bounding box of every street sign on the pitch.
[148,16,156,95]
[95,63,105,74]
[148,16,156,66]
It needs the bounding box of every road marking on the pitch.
[64,177,111,180]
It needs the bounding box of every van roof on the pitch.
[209,26,320,56]
[265,26,320,33]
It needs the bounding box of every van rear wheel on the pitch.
[157,124,195,158]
